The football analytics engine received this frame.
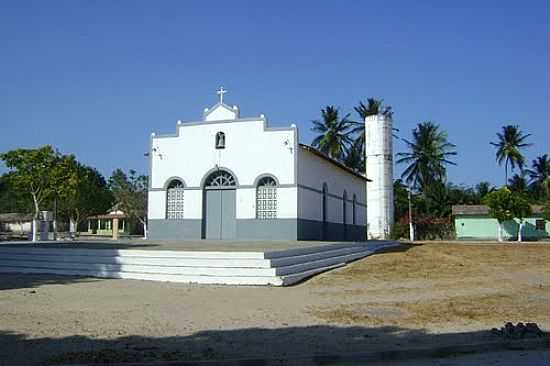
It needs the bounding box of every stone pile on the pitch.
[491,322,544,339]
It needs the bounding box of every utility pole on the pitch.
[408,184,414,242]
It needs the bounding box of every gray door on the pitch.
[205,189,236,240]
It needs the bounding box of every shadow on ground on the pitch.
[0,241,160,250]
[1,325,547,366]
[0,273,102,291]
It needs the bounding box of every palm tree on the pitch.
[354,98,393,120]
[526,154,550,201]
[343,137,365,172]
[311,106,353,160]
[396,122,457,192]
[508,173,529,193]
[490,125,532,185]
[475,181,495,201]
[350,98,393,144]
[343,98,393,171]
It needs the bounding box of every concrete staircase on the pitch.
[0,241,398,286]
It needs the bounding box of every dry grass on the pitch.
[309,243,550,328]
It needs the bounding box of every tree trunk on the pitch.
[52,220,57,241]
[497,222,503,242]
[31,219,38,242]
[69,217,77,236]
[52,197,57,241]
[505,160,508,186]
[518,221,523,243]
[140,218,148,240]
[31,193,40,242]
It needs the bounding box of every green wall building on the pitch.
[452,205,549,241]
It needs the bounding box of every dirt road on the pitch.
[1,243,548,365]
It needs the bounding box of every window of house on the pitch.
[256,177,277,219]
[536,219,546,230]
[215,132,226,149]
[166,179,185,219]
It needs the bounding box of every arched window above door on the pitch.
[204,170,236,187]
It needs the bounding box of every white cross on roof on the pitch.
[216,86,227,104]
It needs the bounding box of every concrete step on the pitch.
[0,241,400,286]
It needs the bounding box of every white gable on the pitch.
[204,103,240,121]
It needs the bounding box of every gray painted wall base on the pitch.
[148,219,202,240]
[148,218,366,241]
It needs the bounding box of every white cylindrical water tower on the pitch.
[365,114,394,239]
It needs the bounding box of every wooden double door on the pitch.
[204,189,236,240]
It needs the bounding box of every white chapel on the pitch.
[147,88,393,241]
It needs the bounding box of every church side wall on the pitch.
[296,149,367,241]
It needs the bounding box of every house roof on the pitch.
[0,213,33,223]
[87,213,127,220]
[299,144,370,182]
[452,205,545,216]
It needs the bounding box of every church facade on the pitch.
[147,91,368,241]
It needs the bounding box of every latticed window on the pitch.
[256,177,277,219]
[166,180,184,219]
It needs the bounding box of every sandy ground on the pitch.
[1,242,549,365]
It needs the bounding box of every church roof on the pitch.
[0,213,33,223]
[299,144,370,181]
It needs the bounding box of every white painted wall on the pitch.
[204,104,239,121]
[148,105,298,220]
[0,222,32,233]
[151,119,295,188]
[297,148,367,225]
[148,191,166,220]
[237,187,297,219]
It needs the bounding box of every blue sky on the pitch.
[1,0,548,187]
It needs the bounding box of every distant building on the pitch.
[452,205,549,241]
[86,204,130,236]
[0,213,32,234]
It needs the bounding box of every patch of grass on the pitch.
[309,243,550,328]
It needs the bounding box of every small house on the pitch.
[0,213,33,234]
[86,205,130,236]
[452,205,549,241]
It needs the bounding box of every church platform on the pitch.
[0,240,399,286]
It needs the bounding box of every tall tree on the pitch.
[396,122,457,192]
[311,106,353,161]
[490,125,532,184]
[508,173,529,194]
[482,188,515,242]
[475,181,495,201]
[354,98,393,121]
[0,173,33,213]
[543,202,550,222]
[0,146,70,240]
[58,162,113,234]
[0,146,60,218]
[109,169,148,238]
[509,192,532,242]
[343,137,365,172]
[525,154,550,201]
